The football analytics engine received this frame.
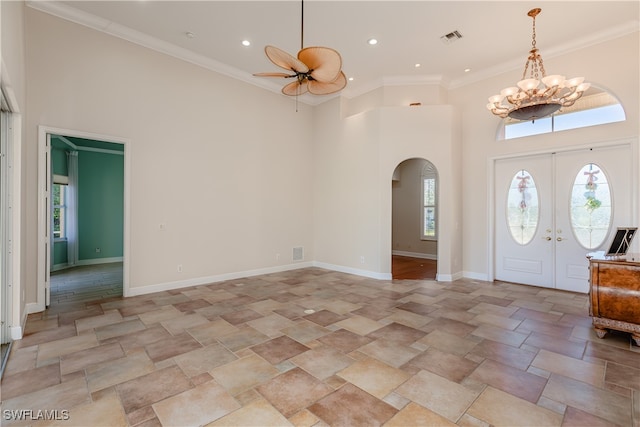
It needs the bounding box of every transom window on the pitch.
[502,90,625,140]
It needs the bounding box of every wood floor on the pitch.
[50,263,123,305]
[392,255,437,280]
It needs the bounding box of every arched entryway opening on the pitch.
[391,158,438,280]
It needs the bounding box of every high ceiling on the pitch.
[29,1,639,103]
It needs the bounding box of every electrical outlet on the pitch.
[360,256,365,264]
[95,247,101,253]
[276,253,280,260]
[177,264,183,273]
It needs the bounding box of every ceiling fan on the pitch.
[253,0,347,97]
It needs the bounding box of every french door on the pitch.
[495,144,633,293]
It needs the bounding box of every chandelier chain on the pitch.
[531,16,540,80]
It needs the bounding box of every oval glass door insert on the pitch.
[506,169,539,245]
[570,163,612,249]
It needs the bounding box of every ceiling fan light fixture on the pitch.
[486,8,590,121]
[253,0,347,97]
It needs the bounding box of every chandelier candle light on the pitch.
[487,8,590,122]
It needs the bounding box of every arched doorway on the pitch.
[391,158,438,280]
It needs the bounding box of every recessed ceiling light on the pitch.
[415,63,421,68]
[367,38,378,45]
[185,31,195,39]
[348,77,354,81]
[241,40,251,47]
[464,68,471,73]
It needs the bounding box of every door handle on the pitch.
[557,237,565,242]
[542,236,552,241]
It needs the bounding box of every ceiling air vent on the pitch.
[440,30,463,44]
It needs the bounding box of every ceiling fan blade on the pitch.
[265,45,309,74]
[307,71,347,95]
[253,72,294,78]
[298,47,343,83]
[282,80,309,96]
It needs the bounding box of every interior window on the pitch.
[53,182,67,239]
[421,163,437,239]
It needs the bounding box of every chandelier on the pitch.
[486,8,590,122]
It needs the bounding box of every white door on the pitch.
[38,132,52,308]
[495,154,554,288]
[554,145,633,292]
[495,144,633,292]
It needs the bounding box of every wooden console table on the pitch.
[587,252,640,346]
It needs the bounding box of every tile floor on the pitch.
[2,266,639,426]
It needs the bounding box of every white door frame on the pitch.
[488,138,639,284]
[36,126,131,312]
[1,84,23,341]
[1,95,12,345]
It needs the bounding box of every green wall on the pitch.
[50,137,124,268]
[51,146,68,176]
[78,150,124,261]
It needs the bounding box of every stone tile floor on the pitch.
[2,266,639,426]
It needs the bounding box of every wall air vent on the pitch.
[292,246,304,262]
[440,30,463,44]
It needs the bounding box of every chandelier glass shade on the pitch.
[487,8,590,121]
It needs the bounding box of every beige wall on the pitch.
[24,8,315,303]
[2,2,26,108]
[312,103,462,280]
[12,4,640,316]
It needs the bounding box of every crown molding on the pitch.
[25,0,327,105]
[450,19,640,90]
[26,2,639,102]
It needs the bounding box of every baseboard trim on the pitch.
[52,257,122,272]
[51,263,69,272]
[436,271,465,282]
[9,326,22,340]
[126,262,313,297]
[26,302,44,315]
[312,261,393,281]
[126,261,398,297]
[75,257,123,267]
[35,261,485,311]
[392,250,437,260]
[463,271,490,281]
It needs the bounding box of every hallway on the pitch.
[392,256,437,280]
